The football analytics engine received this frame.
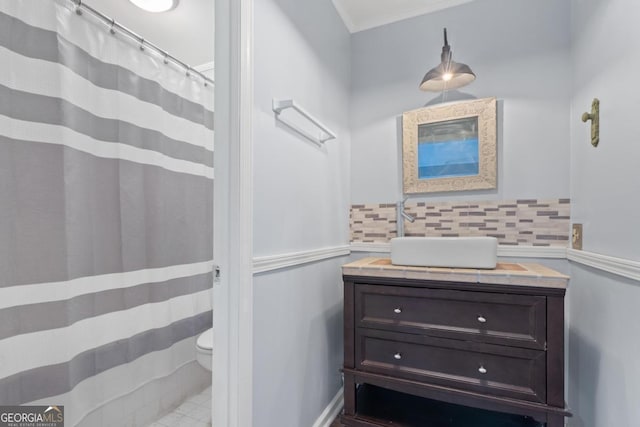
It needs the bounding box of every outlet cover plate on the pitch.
[572,223,583,250]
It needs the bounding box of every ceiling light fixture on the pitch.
[129,0,179,13]
[420,28,476,92]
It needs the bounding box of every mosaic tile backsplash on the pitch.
[350,199,570,247]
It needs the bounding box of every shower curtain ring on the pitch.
[163,52,169,65]
[75,0,83,15]
[109,19,116,35]
[139,38,145,51]
[186,67,191,77]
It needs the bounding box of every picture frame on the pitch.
[402,97,497,194]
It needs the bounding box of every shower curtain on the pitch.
[0,1,214,425]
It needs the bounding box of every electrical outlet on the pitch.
[572,223,583,250]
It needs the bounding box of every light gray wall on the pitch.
[567,265,640,427]
[252,0,351,257]
[251,0,351,425]
[569,0,640,260]
[350,0,571,204]
[253,259,346,427]
[567,0,640,426]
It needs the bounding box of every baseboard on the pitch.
[311,387,343,427]
[567,248,640,282]
[253,245,351,274]
[350,243,567,259]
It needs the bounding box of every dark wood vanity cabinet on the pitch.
[341,273,571,427]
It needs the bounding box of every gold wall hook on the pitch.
[581,98,600,147]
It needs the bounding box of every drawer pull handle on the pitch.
[393,353,402,360]
[478,366,487,374]
[477,316,487,323]
[393,308,402,314]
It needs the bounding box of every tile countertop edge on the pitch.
[342,257,569,289]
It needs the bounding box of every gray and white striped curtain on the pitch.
[0,0,213,425]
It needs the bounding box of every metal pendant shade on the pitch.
[420,28,476,92]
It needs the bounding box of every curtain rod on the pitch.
[71,0,214,87]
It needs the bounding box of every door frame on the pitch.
[213,0,254,425]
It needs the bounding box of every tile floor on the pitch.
[148,386,212,427]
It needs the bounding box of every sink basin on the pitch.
[390,237,498,269]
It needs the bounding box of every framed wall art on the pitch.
[402,97,497,194]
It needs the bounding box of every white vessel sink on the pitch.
[390,237,498,269]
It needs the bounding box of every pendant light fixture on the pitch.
[420,28,476,92]
[129,0,179,13]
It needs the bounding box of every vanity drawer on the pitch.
[355,284,546,350]
[356,329,547,403]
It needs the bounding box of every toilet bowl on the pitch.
[196,328,213,372]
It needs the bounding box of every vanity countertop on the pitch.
[342,257,569,289]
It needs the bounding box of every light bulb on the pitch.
[442,72,453,82]
[129,0,178,13]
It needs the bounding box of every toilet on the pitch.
[196,328,213,372]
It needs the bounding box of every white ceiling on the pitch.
[332,0,476,33]
[84,0,214,67]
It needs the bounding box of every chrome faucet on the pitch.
[396,197,416,238]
